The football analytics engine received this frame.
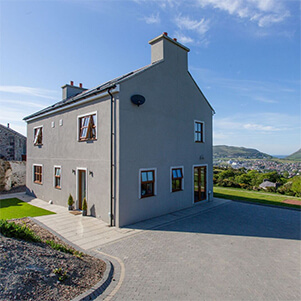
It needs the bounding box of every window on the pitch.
[34,127,43,145]
[78,114,96,141]
[171,167,183,192]
[54,166,61,189]
[33,165,42,184]
[140,169,155,198]
[194,121,204,143]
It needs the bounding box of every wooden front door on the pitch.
[78,170,86,210]
[194,166,207,203]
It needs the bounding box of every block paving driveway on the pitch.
[97,201,300,300]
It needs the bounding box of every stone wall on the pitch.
[0,124,26,161]
[0,159,26,191]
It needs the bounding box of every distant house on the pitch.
[0,123,26,161]
[23,33,214,227]
[259,180,280,190]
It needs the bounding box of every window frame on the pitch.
[33,164,43,185]
[194,120,205,143]
[139,168,157,199]
[33,125,43,146]
[54,166,61,189]
[77,112,97,142]
[170,166,184,192]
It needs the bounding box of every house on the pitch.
[259,180,280,190]
[23,33,215,227]
[0,123,26,161]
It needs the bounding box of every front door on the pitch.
[194,166,207,203]
[78,170,86,210]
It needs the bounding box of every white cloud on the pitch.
[197,0,290,27]
[0,86,57,99]
[143,13,160,24]
[243,123,279,131]
[0,99,46,109]
[175,15,210,35]
[174,32,194,44]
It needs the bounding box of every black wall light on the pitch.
[131,94,146,107]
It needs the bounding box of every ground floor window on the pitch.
[54,166,61,189]
[33,165,42,184]
[140,169,156,198]
[171,167,183,192]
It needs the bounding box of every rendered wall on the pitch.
[117,42,213,227]
[26,96,113,223]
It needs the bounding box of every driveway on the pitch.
[97,201,300,300]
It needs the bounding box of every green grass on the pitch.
[213,187,301,209]
[0,198,55,220]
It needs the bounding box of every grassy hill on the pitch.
[213,145,273,159]
[285,149,301,161]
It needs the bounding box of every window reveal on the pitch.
[54,167,61,189]
[172,168,183,192]
[33,165,42,184]
[194,121,204,143]
[34,127,43,145]
[79,114,96,141]
[141,170,155,198]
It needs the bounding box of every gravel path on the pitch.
[0,218,106,301]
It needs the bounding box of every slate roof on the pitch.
[24,62,161,121]
[0,123,26,139]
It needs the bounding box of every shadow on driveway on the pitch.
[126,201,301,241]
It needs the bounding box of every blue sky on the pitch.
[0,0,300,155]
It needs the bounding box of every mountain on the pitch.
[213,145,273,159]
[285,149,301,161]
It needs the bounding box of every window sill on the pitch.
[172,189,183,193]
[78,139,97,142]
[34,181,42,185]
[141,194,155,199]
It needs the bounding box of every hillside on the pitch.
[285,149,301,161]
[213,145,273,159]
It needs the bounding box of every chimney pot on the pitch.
[163,32,168,36]
[70,81,74,86]
[173,38,177,42]
[79,83,83,88]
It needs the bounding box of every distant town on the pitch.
[214,158,301,178]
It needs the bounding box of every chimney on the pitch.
[61,81,88,100]
[148,32,190,69]
[7,123,9,128]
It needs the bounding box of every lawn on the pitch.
[0,198,55,220]
[213,187,301,209]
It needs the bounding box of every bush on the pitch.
[68,194,74,206]
[82,197,87,211]
[0,220,41,242]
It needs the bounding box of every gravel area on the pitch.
[0,218,106,301]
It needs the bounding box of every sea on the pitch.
[272,155,287,159]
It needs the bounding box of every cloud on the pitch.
[175,15,210,35]
[0,99,46,109]
[174,32,195,44]
[143,13,160,24]
[254,96,278,104]
[243,123,279,131]
[0,86,57,99]
[197,0,290,27]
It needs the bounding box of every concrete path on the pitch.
[1,193,300,300]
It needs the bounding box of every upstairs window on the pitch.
[140,169,155,198]
[34,126,43,145]
[194,121,204,143]
[79,113,96,141]
[171,167,183,192]
[54,166,61,189]
[33,165,42,184]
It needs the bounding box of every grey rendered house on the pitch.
[24,33,214,227]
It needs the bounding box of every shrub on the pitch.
[67,194,74,206]
[82,198,87,211]
[0,220,41,242]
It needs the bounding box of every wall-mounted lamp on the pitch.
[72,169,76,174]
[89,171,93,177]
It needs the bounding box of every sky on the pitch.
[0,0,300,155]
